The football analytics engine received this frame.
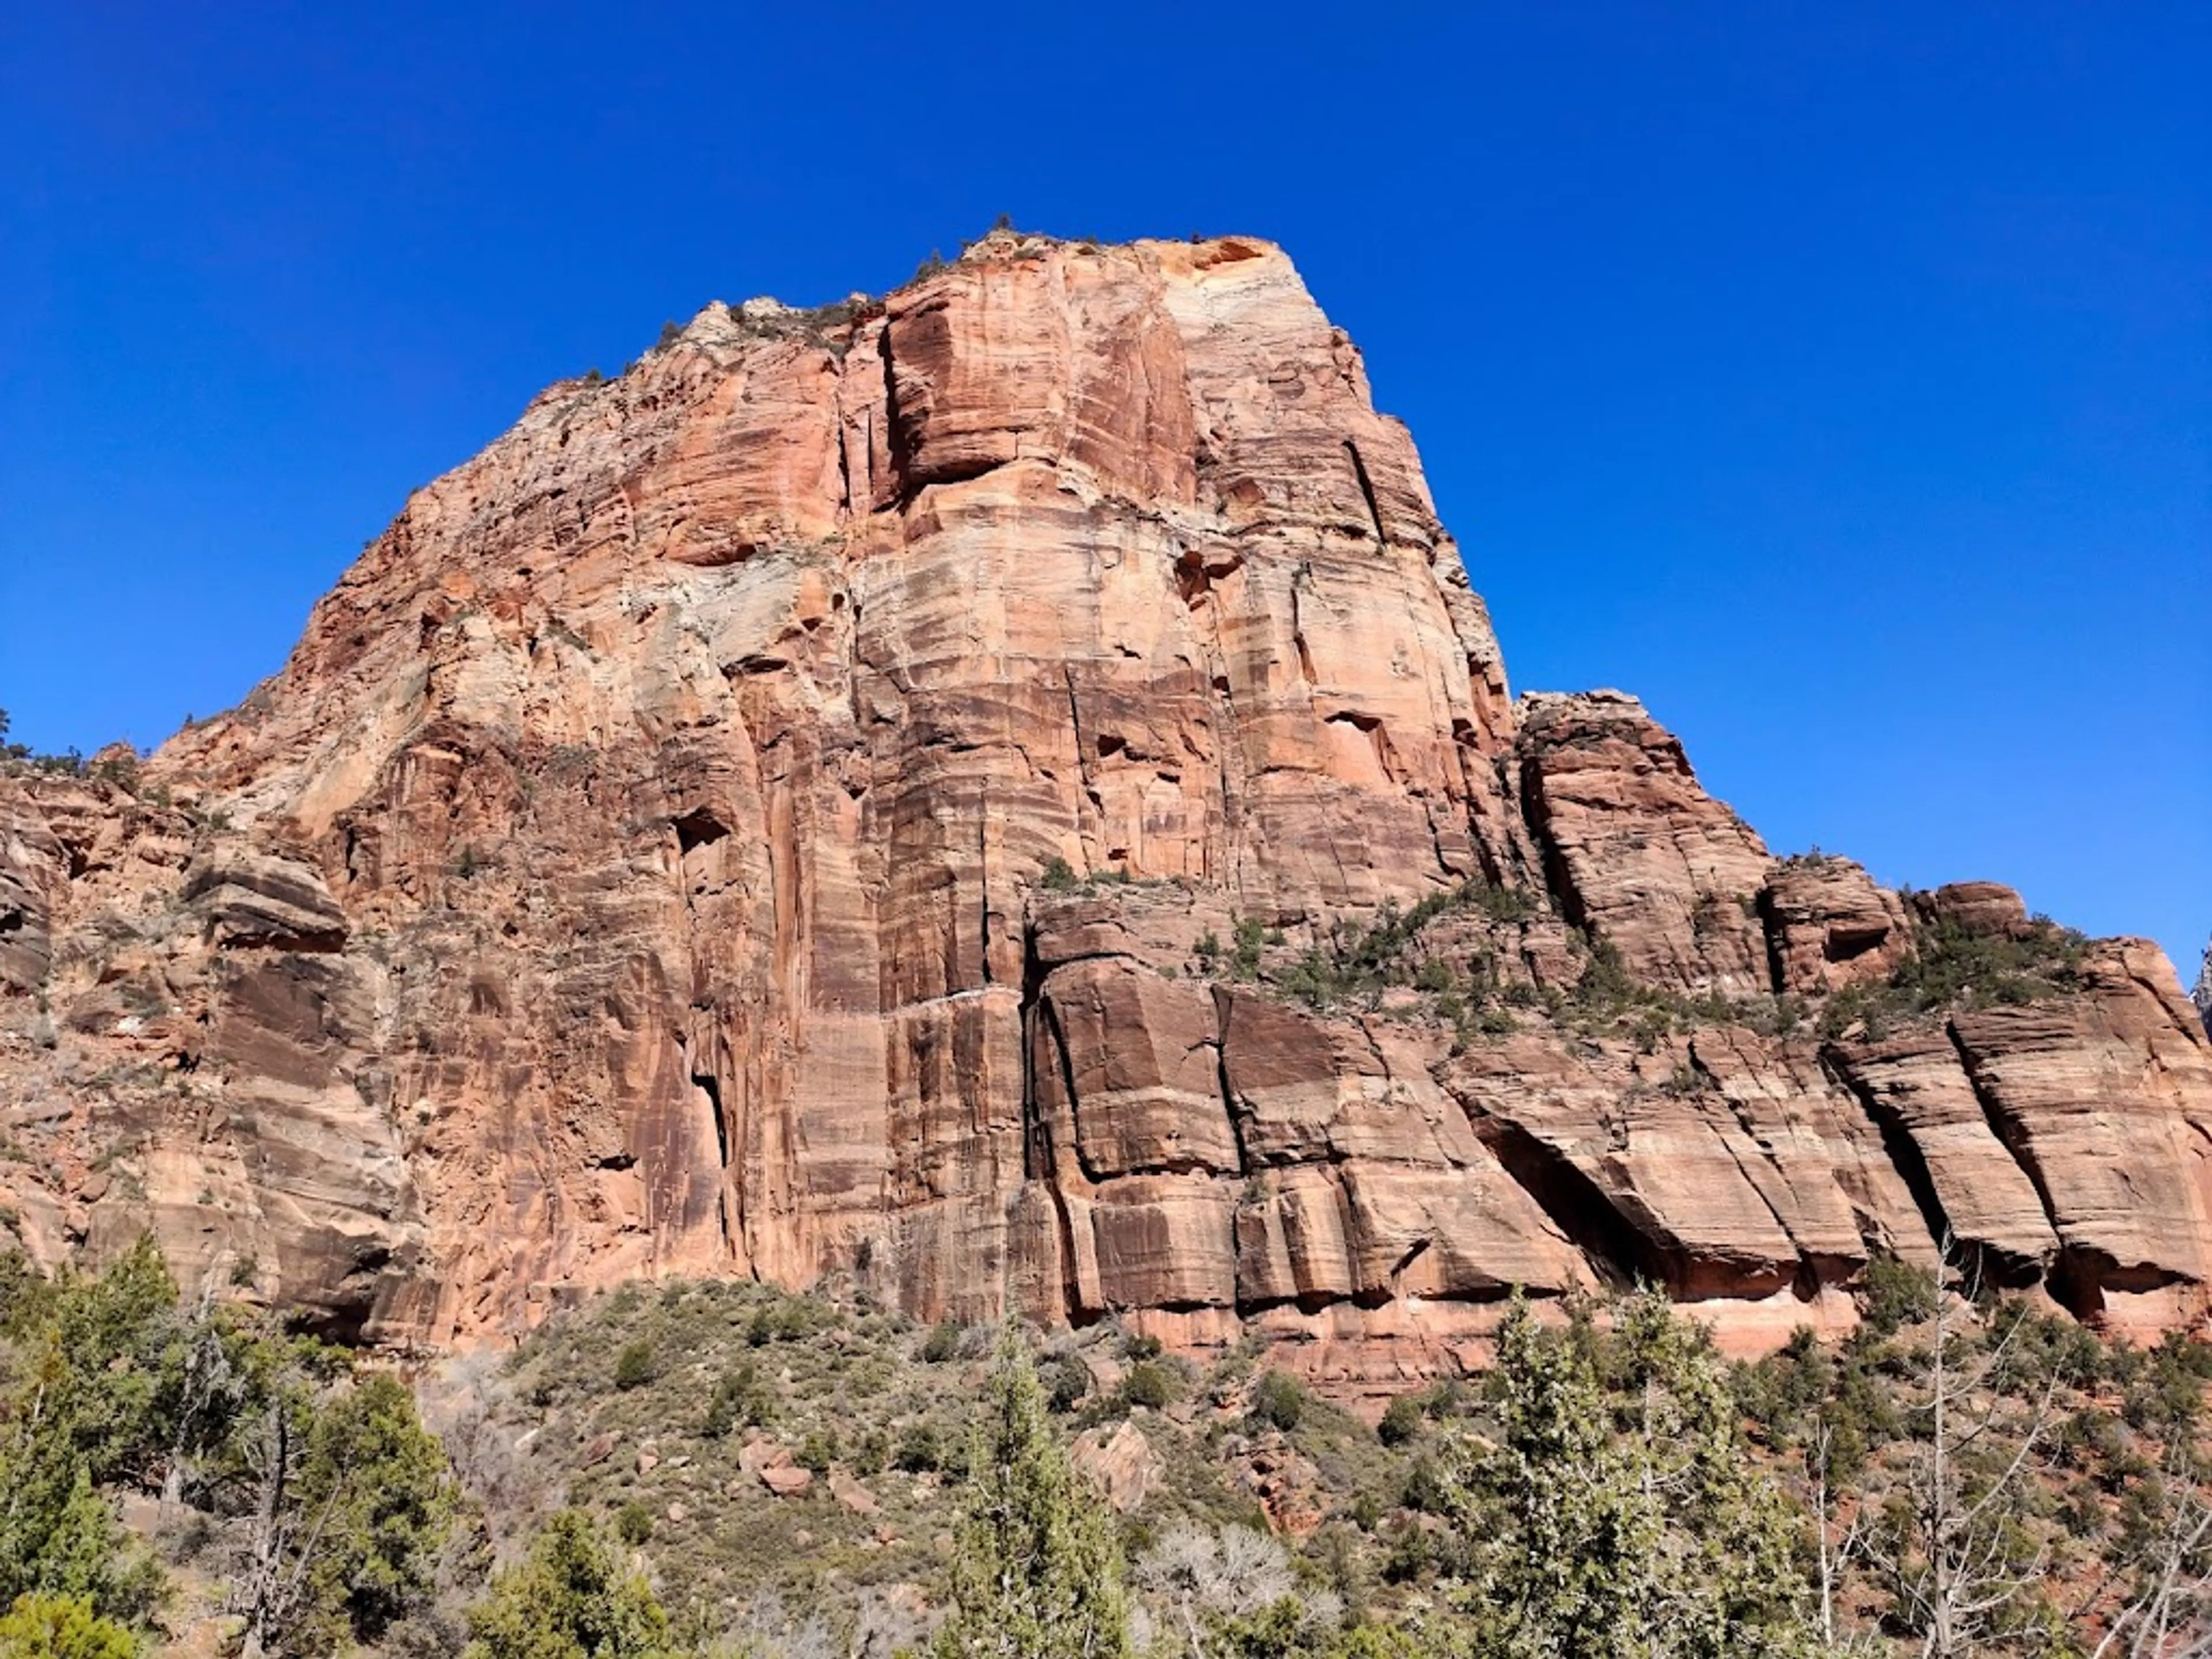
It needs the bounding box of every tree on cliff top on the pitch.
[934,1326,1131,1659]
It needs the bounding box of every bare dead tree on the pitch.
[1858,1243,2063,1659]
[2082,1479,2212,1658]
[160,1279,238,1513]
[1806,1415,1866,1652]
[1131,1522,1312,1659]
[233,1388,346,1659]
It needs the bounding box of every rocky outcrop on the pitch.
[2,230,2207,1380]
[1759,855,1912,995]
[1516,691,1772,997]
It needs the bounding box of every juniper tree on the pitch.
[934,1325,1131,1659]
[1453,1290,1818,1659]
[463,1508,676,1659]
[0,1592,139,1659]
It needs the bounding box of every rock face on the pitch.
[3,230,2209,1384]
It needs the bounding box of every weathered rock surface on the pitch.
[2,230,2209,1381]
[1517,691,1772,996]
[1759,855,1912,995]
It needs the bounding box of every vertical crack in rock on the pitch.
[978,798,994,987]
[1945,1019,2089,1313]
[1824,1047,1965,1274]
[1755,885,1792,995]
[1211,987,1255,1177]
[1289,567,1318,685]
[1514,760,1587,933]
[690,1060,735,1256]
[1019,918,1085,1325]
[1062,666,1104,826]
[1343,439,1389,547]
[878,315,915,500]
[835,415,854,517]
[672,806,740,1264]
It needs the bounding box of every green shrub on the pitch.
[702,1360,772,1437]
[1232,917,1267,978]
[1045,1356,1091,1414]
[612,1339,657,1391]
[1247,1370,1305,1433]
[1377,1394,1424,1448]
[895,1423,944,1472]
[1122,1361,1176,1411]
[462,1510,671,1659]
[1040,857,1078,892]
[614,1501,654,1545]
[0,1594,138,1659]
[1861,1256,1937,1337]
[1817,912,2089,1040]
[921,1321,963,1363]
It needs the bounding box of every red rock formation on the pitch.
[2,230,2207,1382]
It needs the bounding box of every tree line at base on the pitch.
[5,1237,2211,1657]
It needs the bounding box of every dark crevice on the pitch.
[978,807,994,987]
[1754,886,1790,996]
[835,416,853,516]
[691,1065,737,1259]
[1824,1047,1972,1273]
[1945,1021,2089,1311]
[1039,999,1104,1184]
[215,927,348,956]
[1211,987,1255,1176]
[1515,760,1587,931]
[1020,918,1084,1327]
[1827,924,1891,963]
[879,321,915,500]
[1343,440,1390,547]
[1386,1235,1432,1293]
[692,1070,729,1171]
[1459,1106,1649,1290]
[674,808,729,854]
[1289,582,1317,684]
[904,457,1004,494]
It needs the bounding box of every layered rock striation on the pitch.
[3,231,2209,1387]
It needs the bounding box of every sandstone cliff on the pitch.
[3,230,2207,1390]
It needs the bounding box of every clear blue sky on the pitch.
[2,3,2206,975]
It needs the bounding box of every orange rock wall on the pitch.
[2,234,2207,1393]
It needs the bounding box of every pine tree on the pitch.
[1606,1288,1817,1659]
[290,1372,457,1647]
[1461,1293,1650,1657]
[463,1509,675,1659]
[0,1240,174,1625]
[0,1592,139,1659]
[934,1326,1131,1659]
[1456,1291,1817,1659]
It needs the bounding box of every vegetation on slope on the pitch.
[9,1239,2212,1656]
